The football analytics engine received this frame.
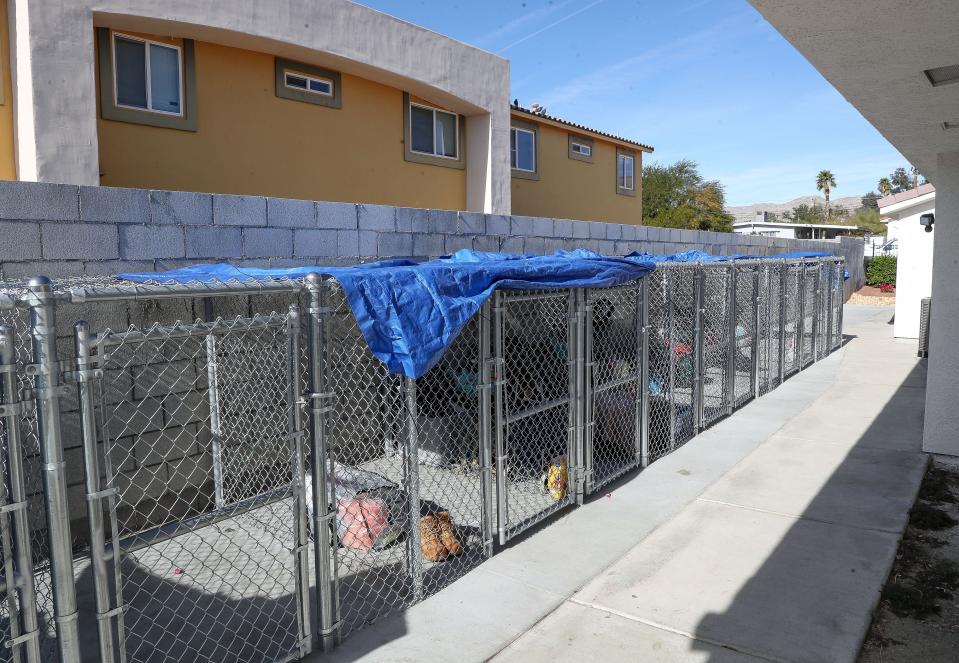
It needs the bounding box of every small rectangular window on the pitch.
[618,153,635,191]
[511,127,536,172]
[112,32,182,116]
[571,141,591,157]
[409,102,459,160]
[284,69,334,97]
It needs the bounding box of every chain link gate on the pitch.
[319,281,490,643]
[75,304,312,663]
[491,289,577,543]
[582,281,645,496]
[0,324,43,663]
[830,260,844,351]
[699,265,732,427]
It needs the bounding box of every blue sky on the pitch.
[359,0,909,206]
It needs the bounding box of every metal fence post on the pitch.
[778,260,787,385]
[26,277,80,663]
[725,265,737,415]
[837,260,845,346]
[797,263,807,369]
[477,301,494,558]
[638,277,650,468]
[811,260,821,361]
[751,267,761,398]
[74,321,119,663]
[304,274,337,652]
[492,291,507,546]
[825,261,834,355]
[403,376,423,602]
[0,325,41,663]
[203,300,226,509]
[286,305,313,659]
[692,266,704,434]
[765,264,774,390]
[666,271,677,450]
[577,289,590,502]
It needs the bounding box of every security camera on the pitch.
[920,213,935,233]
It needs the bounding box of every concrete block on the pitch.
[133,426,201,468]
[293,229,338,258]
[544,237,564,254]
[150,190,213,225]
[213,194,267,226]
[267,197,315,228]
[500,236,524,254]
[80,185,150,223]
[571,221,590,239]
[41,222,119,260]
[0,222,41,261]
[163,391,209,428]
[396,207,429,232]
[524,237,547,254]
[414,233,445,257]
[337,230,359,256]
[185,227,242,259]
[596,239,617,255]
[1,260,84,279]
[633,226,649,241]
[510,215,535,236]
[379,232,414,257]
[553,219,573,237]
[316,201,358,229]
[119,225,185,260]
[242,227,293,258]
[486,214,510,235]
[457,212,486,235]
[605,224,623,241]
[532,216,553,237]
[680,229,699,243]
[357,204,395,231]
[358,230,377,256]
[113,397,165,437]
[120,465,168,501]
[0,181,79,220]
[588,221,606,239]
[472,234,499,252]
[166,452,214,494]
[83,260,155,276]
[428,209,457,233]
[445,234,472,254]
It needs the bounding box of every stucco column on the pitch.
[923,150,959,456]
[466,107,511,214]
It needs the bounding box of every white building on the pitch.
[878,184,936,339]
[748,1,959,457]
[733,213,858,239]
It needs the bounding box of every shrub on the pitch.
[866,256,897,286]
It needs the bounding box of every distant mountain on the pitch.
[727,195,863,223]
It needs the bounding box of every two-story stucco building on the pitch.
[0,0,651,225]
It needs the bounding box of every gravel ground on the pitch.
[858,457,959,662]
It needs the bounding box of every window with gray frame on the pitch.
[568,135,594,162]
[274,58,342,109]
[617,148,636,196]
[403,93,465,169]
[113,32,182,114]
[510,119,539,180]
[97,28,196,131]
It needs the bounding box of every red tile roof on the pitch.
[510,103,654,152]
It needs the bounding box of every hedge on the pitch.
[865,255,897,286]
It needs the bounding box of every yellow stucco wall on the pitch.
[0,0,17,180]
[510,118,643,225]
[96,32,466,210]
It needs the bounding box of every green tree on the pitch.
[783,203,827,224]
[889,167,912,192]
[877,178,892,196]
[847,206,885,235]
[816,170,837,219]
[641,160,734,232]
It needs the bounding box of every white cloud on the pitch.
[499,0,606,53]
[471,0,576,49]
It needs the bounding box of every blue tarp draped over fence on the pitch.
[622,249,849,279]
[117,249,655,378]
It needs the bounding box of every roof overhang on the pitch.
[878,191,936,216]
[749,1,959,184]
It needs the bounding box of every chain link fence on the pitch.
[0,256,843,662]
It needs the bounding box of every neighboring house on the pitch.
[0,0,652,224]
[878,184,936,339]
[509,104,652,224]
[733,214,858,239]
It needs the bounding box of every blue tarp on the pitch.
[623,249,849,279]
[117,249,655,379]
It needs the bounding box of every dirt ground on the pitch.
[849,286,896,307]
[858,457,959,662]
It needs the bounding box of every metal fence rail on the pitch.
[0,256,844,662]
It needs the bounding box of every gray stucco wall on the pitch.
[0,181,864,286]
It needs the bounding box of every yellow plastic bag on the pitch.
[542,455,568,501]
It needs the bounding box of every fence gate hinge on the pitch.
[0,400,34,417]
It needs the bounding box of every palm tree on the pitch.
[878,178,892,196]
[816,170,837,219]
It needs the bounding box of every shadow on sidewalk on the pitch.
[691,360,928,663]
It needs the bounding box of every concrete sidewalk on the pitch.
[316,306,927,663]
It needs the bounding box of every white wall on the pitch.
[924,152,959,457]
[8,0,511,213]
[890,214,934,338]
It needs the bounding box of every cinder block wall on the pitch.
[0,181,863,282]
[0,181,864,527]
